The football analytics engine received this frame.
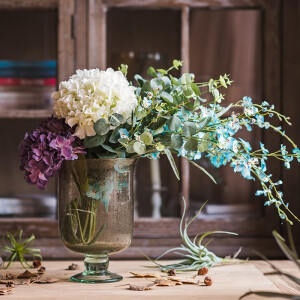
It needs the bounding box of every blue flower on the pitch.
[262,101,270,107]
[255,115,265,128]
[260,142,269,156]
[141,98,152,109]
[239,139,252,152]
[242,96,252,106]
[119,128,129,139]
[292,147,300,162]
[261,158,267,172]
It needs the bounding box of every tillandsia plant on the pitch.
[145,198,238,272]
[240,227,300,299]
[0,230,42,269]
[19,60,300,247]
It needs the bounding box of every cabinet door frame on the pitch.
[80,0,284,258]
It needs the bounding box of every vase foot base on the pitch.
[70,271,123,283]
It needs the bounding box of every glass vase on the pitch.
[58,158,136,283]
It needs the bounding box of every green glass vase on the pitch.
[58,158,136,283]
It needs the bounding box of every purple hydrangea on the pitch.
[19,117,85,190]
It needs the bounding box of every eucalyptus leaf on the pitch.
[84,135,106,148]
[109,128,120,143]
[149,117,167,130]
[141,80,151,94]
[97,152,117,158]
[134,74,145,87]
[164,148,180,180]
[140,132,153,145]
[161,76,171,87]
[150,78,163,91]
[191,83,200,96]
[170,74,179,85]
[109,113,124,126]
[157,68,168,75]
[183,122,198,137]
[133,141,146,155]
[184,138,198,151]
[181,73,192,85]
[171,134,183,149]
[161,91,174,105]
[147,66,157,78]
[183,86,194,97]
[101,144,116,153]
[168,115,181,131]
[94,118,110,135]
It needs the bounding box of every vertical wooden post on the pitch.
[180,6,190,215]
[88,0,106,69]
[75,0,88,69]
[58,0,75,82]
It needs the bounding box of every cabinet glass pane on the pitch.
[0,9,58,218]
[189,9,262,218]
[107,8,181,217]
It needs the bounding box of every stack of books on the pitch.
[0,60,57,110]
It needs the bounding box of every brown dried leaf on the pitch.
[5,273,17,280]
[31,277,58,284]
[67,263,79,270]
[0,279,30,286]
[130,272,162,278]
[129,283,154,291]
[17,270,38,279]
[0,287,13,295]
[37,267,46,274]
[154,279,182,286]
[168,276,199,284]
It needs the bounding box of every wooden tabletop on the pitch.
[0,260,299,299]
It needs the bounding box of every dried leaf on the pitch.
[168,276,199,284]
[67,263,79,270]
[154,279,182,286]
[17,270,38,279]
[130,272,162,279]
[129,283,154,291]
[5,273,17,280]
[0,279,30,286]
[0,287,13,295]
[32,277,58,284]
[37,267,46,274]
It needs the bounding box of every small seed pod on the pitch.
[204,276,213,286]
[167,269,176,276]
[198,267,208,275]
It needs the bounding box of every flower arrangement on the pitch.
[19,60,300,224]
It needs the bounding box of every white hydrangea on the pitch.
[52,68,137,139]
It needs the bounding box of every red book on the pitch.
[0,77,56,86]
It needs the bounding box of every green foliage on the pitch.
[109,113,124,126]
[94,118,110,135]
[145,198,237,272]
[118,64,128,77]
[84,135,106,148]
[0,230,42,269]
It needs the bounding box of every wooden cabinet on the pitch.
[0,0,299,259]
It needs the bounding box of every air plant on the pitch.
[146,198,238,272]
[0,230,42,269]
[240,226,300,299]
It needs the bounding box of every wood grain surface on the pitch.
[0,260,296,299]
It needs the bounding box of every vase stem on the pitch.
[70,253,123,283]
[84,254,109,274]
